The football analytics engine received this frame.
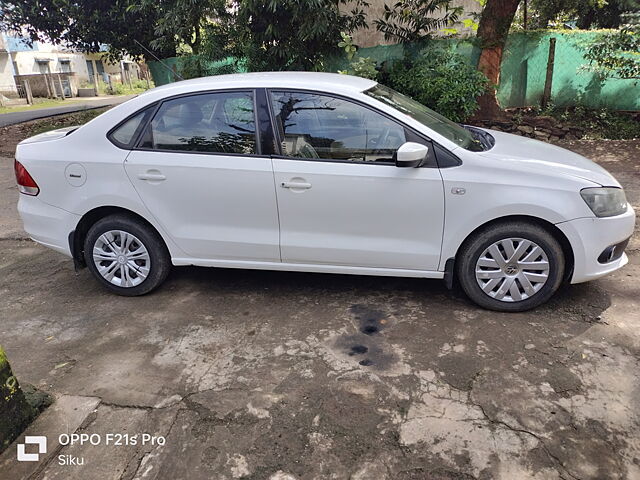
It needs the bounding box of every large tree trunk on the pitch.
[476,0,521,119]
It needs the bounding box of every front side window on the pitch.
[365,84,485,152]
[139,91,256,154]
[270,91,407,163]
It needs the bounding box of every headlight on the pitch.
[580,187,627,217]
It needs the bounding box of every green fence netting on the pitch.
[149,30,639,111]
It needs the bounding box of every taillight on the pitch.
[14,159,39,196]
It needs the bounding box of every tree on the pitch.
[374,0,462,43]
[233,0,369,71]
[584,28,640,79]
[0,0,173,61]
[0,0,230,61]
[526,0,639,29]
[475,0,521,119]
[127,0,230,56]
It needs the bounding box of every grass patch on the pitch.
[0,98,85,115]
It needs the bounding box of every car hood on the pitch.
[477,130,620,187]
[19,126,80,145]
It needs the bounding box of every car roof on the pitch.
[141,72,378,99]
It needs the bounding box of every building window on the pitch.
[59,60,71,73]
[36,60,50,74]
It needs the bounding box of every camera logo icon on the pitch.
[17,436,47,462]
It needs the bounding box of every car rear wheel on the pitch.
[456,221,565,312]
[84,214,171,296]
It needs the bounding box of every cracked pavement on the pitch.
[0,139,639,479]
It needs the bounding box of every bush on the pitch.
[131,79,152,90]
[552,105,640,140]
[336,33,379,80]
[105,79,152,95]
[106,82,126,95]
[381,48,488,122]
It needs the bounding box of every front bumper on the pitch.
[17,195,80,257]
[556,205,635,284]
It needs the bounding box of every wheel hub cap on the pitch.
[475,238,550,303]
[504,264,519,275]
[92,230,151,288]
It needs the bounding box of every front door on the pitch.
[269,90,445,271]
[124,90,280,262]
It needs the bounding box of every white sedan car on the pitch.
[15,72,634,311]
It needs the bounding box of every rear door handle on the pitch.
[281,181,312,189]
[137,172,166,181]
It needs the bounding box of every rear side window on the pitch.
[109,108,153,148]
[138,91,257,154]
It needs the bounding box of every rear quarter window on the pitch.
[108,107,155,149]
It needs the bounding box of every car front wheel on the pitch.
[84,214,171,296]
[456,221,565,312]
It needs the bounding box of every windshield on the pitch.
[364,84,485,151]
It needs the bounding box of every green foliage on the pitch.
[584,28,640,80]
[235,0,368,72]
[127,0,231,56]
[180,55,210,80]
[0,0,175,62]
[338,32,358,60]
[381,48,488,122]
[549,105,640,139]
[337,33,379,80]
[525,0,639,29]
[105,79,151,95]
[348,57,379,79]
[339,57,379,80]
[375,0,462,43]
[0,0,234,62]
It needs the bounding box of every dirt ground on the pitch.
[0,130,639,479]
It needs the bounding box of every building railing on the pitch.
[15,84,27,99]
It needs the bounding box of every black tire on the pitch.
[456,221,565,312]
[84,214,171,296]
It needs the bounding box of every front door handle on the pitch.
[281,181,312,189]
[138,171,166,181]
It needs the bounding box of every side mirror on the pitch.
[395,142,428,168]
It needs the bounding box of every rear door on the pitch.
[269,90,445,271]
[123,90,280,262]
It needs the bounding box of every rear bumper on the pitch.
[556,205,635,284]
[17,195,80,257]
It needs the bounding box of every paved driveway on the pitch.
[0,140,638,479]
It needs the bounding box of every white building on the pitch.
[0,34,142,98]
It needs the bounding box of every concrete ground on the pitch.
[0,138,639,480]
[0,95,135,127]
